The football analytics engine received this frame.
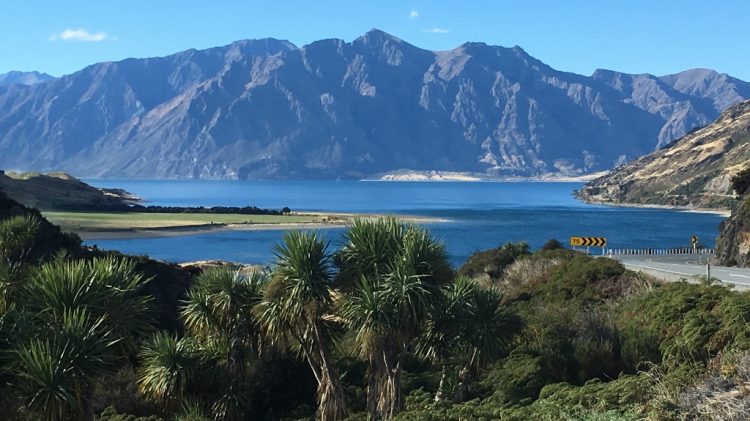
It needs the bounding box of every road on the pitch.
[612,254,750,289]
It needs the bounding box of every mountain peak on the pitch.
[661,68,720,79]
[356,29,404,45]
[229,37,298,51]
[0,70,55,86]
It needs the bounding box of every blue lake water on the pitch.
[84,180,726,267]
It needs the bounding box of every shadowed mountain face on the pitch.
[0,30,748,179]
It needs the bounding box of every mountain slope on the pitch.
[0,30,748,179]
[0,171,138,210]
[0,70,54,86]
[577,100,750,209]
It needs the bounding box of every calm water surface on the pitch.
[84,180,725,267]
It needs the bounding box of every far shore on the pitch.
[363,171,609,182]
[44,210,450,241]
[579,199,731,217]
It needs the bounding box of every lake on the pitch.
[84,180,726,267]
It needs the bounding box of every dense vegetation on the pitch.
[1,190,750,420]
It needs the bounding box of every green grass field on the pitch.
[44,211,330,231]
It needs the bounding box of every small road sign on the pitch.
[570,236,607,247]
[691,235,699,245]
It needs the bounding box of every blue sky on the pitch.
[2,1,748,80]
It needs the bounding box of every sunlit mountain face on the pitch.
[1,29,748,179]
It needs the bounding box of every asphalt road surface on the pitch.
[613,254,750,289]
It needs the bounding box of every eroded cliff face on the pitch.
[717,196,750,267]
[577,100,750,209]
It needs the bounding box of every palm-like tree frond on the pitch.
[340,276,391,359]
[0,214,40,262]
[273,231,335,320]
[12,307,119,420]
[181,268,264,338]
[337,218,405,287]
[462,286,512,371]
[137,332,199,407]
[26,257,153,355]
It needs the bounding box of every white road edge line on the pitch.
[623,264,750,287]
[622,264,695,277]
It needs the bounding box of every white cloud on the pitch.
[422,28,451,34]
[49,28,109,42]
[409,10,419,19]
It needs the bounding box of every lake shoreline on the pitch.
[72,212,449,241]
[578,199,731,217]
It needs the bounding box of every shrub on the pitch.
[459,242,531,284]
[501,256,560,297]
[541,239,564,251]
[731,166,750,196]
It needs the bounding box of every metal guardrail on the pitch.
[602,248,715,256]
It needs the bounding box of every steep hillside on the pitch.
[0,171,138,210]
[577,100,750,209]
[716,195,750,266]
[0,30,748,179]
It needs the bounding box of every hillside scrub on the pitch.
[1,192,750,420]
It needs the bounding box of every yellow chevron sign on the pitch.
[570,236,607,247]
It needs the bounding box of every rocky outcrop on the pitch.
[577,100,750,209]
[0,30,748,179]
[717,195,750,267]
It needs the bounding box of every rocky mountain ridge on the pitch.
[0,30,748,179]
[0,71,54,86]
[577,100,750,210]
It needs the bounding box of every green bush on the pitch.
[459,242,530,282]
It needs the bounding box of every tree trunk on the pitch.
[365,356,381,417]
[434,365,447,402]
[453,348,478,403]
[453,366,469,403]
[312,321,348,421]
[375,349,403,419]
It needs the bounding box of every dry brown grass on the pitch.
[496,256,561,297]
[644,351,750,420]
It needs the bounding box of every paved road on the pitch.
[612,254,750,289]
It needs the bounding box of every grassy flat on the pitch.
[43,211,330,231]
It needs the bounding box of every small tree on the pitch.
[731,166,750,196]
[259,231,348,421]
[339,218,452,419]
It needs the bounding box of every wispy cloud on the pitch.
[422,28,451,34]
[409,10,419,19]
[49,28,109,42]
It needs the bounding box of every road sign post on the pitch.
[570,237,607,254]
[692,235,699,253]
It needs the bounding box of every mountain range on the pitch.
[1,29,749,179]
